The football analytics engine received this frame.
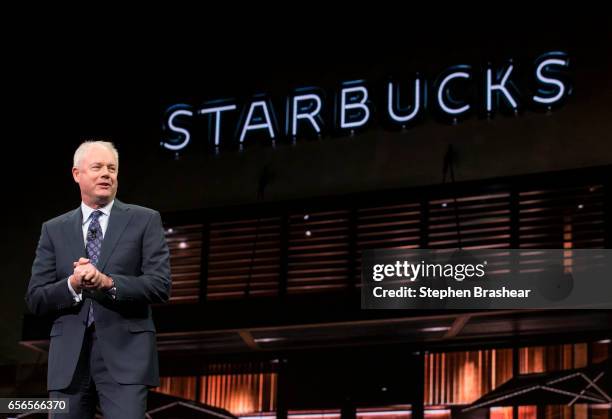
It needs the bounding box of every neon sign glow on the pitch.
[162,51,571,154]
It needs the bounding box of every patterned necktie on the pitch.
[85,210,103,327]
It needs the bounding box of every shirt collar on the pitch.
[81,200,115,225]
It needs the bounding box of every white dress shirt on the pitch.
[67,200,115,302]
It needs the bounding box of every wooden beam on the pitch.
[238,330,260,350]
[444,314,472,338]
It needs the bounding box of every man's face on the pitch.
[72,145,118,207]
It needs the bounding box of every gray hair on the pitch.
[73,141,119,169]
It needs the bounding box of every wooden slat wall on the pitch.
[155,373,277,416]
[207,217,281,299]
[355,202,421,284]
[518,185,605,249]
[163,181,607,302]
[428,193,512,249]
[519,343,588,374]
[424,349,513,405]
[200,372,277,415]
[165,224,202,304]
[155,375,197,400]
[287,210,351,293]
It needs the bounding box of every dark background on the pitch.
[3,14,612,382]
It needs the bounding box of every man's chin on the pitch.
[94,193,115,205]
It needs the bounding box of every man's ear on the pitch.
[72,167,80,183]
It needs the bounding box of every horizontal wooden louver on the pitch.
[165,224,203,304]
[207,217,281,299]
[519,185,605,249]
[428,192,512,249]
[287,210,351,293]
[355,202,422,283]
[162,177,607,300]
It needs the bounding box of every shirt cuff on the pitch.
[67,276,83,304]
[106,276,117,300]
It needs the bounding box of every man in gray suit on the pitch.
[26,140,171,418]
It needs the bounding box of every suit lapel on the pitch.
[63,207,86,263]
[98,199,133,272]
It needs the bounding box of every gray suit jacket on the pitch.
[25,199,171,390]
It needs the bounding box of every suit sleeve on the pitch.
[110,211,172,304]
[25,223,77,316]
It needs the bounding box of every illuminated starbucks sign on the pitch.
[161,51,571,154]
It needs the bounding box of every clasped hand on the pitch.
[70,257,110,292]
